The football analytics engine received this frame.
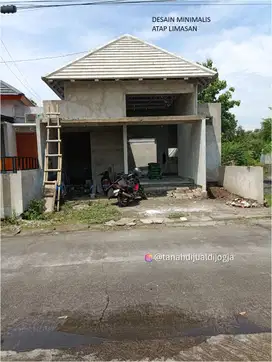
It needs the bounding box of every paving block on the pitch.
[163,218,175,223]
[115,218,136,226]
[151,218,164,224]
[105,220,116,226]
[140,219,153,225]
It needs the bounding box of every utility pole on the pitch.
[1,5,17,14]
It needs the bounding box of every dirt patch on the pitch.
[207,186,238,200]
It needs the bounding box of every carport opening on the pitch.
[62,132,92,186]
[126,93,194,117]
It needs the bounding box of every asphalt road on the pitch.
[1,222,271,361]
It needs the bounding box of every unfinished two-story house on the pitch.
[42,34,221,194]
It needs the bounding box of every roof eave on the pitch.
[21,95,36,107]
[44,74,216,82]
[42,74,216,100]
[42,77,64,99]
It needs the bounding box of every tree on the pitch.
[260,108,272,144]
[198,59,241,142]
[221,107,272,166]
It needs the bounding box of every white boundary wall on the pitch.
[219,166,264,204]
[0,169,43,218]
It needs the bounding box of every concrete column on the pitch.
[123,125,128,173]
[195,84,198,115]
[177,123,192,178]
[199,118,207,192]
[90,132,97,193]
[36,118,46,169]
[3,122,17,156]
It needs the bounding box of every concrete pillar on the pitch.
[199,118,207,192]
[177,120,206,191]
[177,123,192,178]
[36,118,46,169]
[123,125,128,173]
[3,122,17,156]
[195,84,198,115]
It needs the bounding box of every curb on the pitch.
[1,215,271,238]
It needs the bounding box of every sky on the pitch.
[0,0,271,130]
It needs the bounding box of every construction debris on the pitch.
[168,187,204,200]
[226,198,260,208]
[111,218,136,226]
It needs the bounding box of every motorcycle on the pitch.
[99,170,112,195]
[106,168,147,207]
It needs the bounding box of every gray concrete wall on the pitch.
[174,91,196,179]
[177,123,192,179]
[219,166,264,204]
[0,173,13,218]
[0,169,43,218]
[21,169,43,210]
[174,92,195,115]
[198,103,221,182]
[90,127,123,193]
[127,125,173,173]
[1,100,32,123]
[177,119,206,190]
[44,80,194,120]
[36,120,47,169]
[128,139,157,172]
[2,122,17,156]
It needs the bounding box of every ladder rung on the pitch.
[44,181,57,184]
[47,112,60,115]
[46,125,61,128]
[45,169,62,172]
[46,139,61,142]
[45,154,62,157]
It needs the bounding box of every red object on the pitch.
[0,94,35,106]
[16,132,38,158]
[134,183,139,191]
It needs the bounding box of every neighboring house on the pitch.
[0,81,43,218]
[1,80,35,123]
[0,80,41,160]
[42,34,221,193]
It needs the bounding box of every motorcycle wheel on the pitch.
[139,187,148,200]
[117,194,129,207]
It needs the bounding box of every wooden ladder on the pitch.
[43,110,62,212]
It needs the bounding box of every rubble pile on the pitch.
[167,187,204,200]
[226,198,260,208]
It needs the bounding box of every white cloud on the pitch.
[197,33,272,77]
[187,28,272,129]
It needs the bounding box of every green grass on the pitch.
[2,200,121,232]
[264,194,272,207]
[168,212,187,219]
[1,212,19,226]
[46,200,121,225]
